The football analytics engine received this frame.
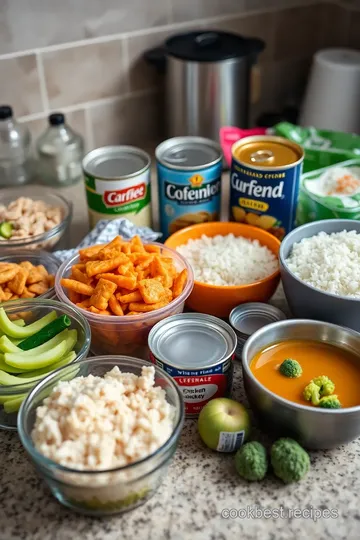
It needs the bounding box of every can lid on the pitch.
[156,137,222,170]
[83,145,151,179]
[232,136,303,169]
[229,303,287,338]
[149,313,236,369]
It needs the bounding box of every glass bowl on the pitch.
[17,356,185,516]
[55,242,194,358]
[0,185,72,251]
[0,299,91,430]
[0,250,61,301]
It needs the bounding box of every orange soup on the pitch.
[250,340,360,408]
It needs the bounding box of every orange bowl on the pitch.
[165,222,281,317]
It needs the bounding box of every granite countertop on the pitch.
[1,177,360,540]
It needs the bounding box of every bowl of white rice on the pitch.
[280,219,360,331]
[165,222,281,317]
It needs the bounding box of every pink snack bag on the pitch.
[219,126,268,167]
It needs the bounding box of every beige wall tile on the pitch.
[0,54,43,116]
[0,0,170,55]
[320,2,350,49]
[171,0,246,22]
[202,11,276,62]
[89,92,163,149]
[41,40,128,109]
[349,9,360,49]
[274,4,323,61]
[244,0,316,10]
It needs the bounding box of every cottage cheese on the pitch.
[31,365,174,471]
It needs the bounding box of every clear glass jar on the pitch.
[0,105,32,187]
[36,112,84,187]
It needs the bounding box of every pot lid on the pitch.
[165,30,265,62]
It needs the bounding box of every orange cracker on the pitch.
[108,295,124,316]
[86,255,127,277]
[47,274,55,288]
[27,266,46,285]
[128,300,168,312]
[116,290,142,303]
[76,298,91,309]
[8,267,29,295]
[90,278,117,310]
[68,290,82,304]
[20,288,36,299]
[89,306,111,315]
[97,273,137,290]
[0,267,19,285]
[126,311,142,316]
[150,256,167,278]
[71,267,90,284]
[28,281,49,295]
[173,269,188,298]
[61,278,94,296]
[79,244,106,261]
[19,261,33,272]
[138,278,166,304]
[145,244,161,254]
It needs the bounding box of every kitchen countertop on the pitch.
[1,176,360,540]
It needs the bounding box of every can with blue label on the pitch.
[156,136,223,239]
[230,135,304,240]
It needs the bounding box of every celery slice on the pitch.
[3,394,27,414]
[0,336,23,354]
[0,329,69,356]
[0,319,25,338]
[4,330,77,370]
[17,351,77,378]
[0,309,57,338]
[0,392,26,405]
[0,354,24,373]
[0,370,45,385]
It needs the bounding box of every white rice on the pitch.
[286,229,360,298]
[175,233,278,286]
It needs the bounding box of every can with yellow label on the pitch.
[230,136,304,240]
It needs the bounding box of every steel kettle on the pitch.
[145,30,265,143]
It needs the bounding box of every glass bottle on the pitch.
[0,105,31,187]
[36,112,84,186]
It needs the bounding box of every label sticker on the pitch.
[216,430,245,453]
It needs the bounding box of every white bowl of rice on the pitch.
[165,222,281,317]
[280,219,360,332]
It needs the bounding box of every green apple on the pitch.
[198,398,251,452]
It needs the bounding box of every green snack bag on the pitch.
[274,122,360,173]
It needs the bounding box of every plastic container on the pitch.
[0,105,31,187]
[17,356,184,516]
[0,299,91,431]
[0,251,61,301]
[0,185,72,251]
[165,222,281,318]
[36,113,84,187]
[55,243,194,358]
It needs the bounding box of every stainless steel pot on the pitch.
[242,319,360,450]
[145,31,264,143]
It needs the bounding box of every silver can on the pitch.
[229,302,287,358]
[148,313,237,417]
[156,136,223,239]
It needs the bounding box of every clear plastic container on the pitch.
[36,113,84,187]
[0,105,31,187]
[55,243,194,358]
[17,356,184,516]
[0,298,91,431]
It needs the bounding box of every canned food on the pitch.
[230,135,304,240]
[83,145,152,228]
[156,137,223,240]
[229,302,287,358]
[148,313,237,417]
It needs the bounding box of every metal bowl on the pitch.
[279,219,360,331]
[242,319,360,449]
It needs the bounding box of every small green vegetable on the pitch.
[279,358,302,378]
[0,329,69,356]
[3,394,27,414]
[319,395,341,409]
[18,315,71,351]
[0,369,45,386]
[0,221,13,239]
[303,381,321,405]
[235,441,268,481]
[17,351,77,378]
[312,376,335,397]
[0,309,57,339]
[0,355,24,373]
[271,438,310,484]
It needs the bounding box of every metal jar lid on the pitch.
[229,302,287,340]
[148,313,236,370]
[82,145,151,179]
[232,135,304,169]
[155,136,222,171]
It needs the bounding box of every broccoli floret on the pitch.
[271,438,310,484]
[303,381,321,405]
[235,442,268,481]
[312,376,335,397]
[279,358,302,378]
[319,395,341,409]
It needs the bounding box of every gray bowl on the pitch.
[280,219,360,331]
[242,319,360,449]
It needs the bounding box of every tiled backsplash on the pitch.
[0,0,358,154]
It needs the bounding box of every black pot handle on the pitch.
[144,47,167,73]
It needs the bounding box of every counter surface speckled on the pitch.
[0,176,359,540]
